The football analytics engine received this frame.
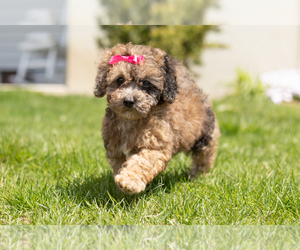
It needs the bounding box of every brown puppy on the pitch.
[94,43,220,194]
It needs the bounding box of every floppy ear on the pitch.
[94,68,109,98]
[94,50,112,98]
[162,55,178,103]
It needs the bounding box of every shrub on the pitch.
[98,25,221,67]
[232,69,265,98]
[98,0,218,25]
[98,0,222,67]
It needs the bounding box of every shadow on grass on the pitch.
[58,166,190,209]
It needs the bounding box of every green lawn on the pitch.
[0,90,299,225]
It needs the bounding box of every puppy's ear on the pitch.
[94,67,109,98]
[162,55,178,103]
[94,50,112,98]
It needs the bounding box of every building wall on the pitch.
[205,0,299,25]
[199,0,300,98]
[0,0,65,25]
[197,25,299,98]
[66,0,102,94]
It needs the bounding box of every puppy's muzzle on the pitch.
[123,97,135,108]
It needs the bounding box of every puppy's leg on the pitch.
[190,126,220,179]
[109,157,126,175]
[114,149,172,194]
[106,149,126,176]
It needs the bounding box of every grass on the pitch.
[1,226,300,249]
[0,90,300,225]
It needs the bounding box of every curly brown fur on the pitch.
[94,43,220,194]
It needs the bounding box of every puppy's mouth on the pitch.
[112,106,147,120]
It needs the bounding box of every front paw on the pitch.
[114,172,146,194]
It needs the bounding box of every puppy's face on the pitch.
[105,60,163,120]
[94,43,178,120]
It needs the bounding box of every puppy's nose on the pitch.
[123,97,135,108]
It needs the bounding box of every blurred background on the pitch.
[0,0,67,85]
[0,0,299,100]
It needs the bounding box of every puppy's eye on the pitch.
[142,80,151,88]
[116,77,125,86]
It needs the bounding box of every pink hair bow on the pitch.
[109,55,144,65]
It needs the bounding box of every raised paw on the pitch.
[114,173,146,194]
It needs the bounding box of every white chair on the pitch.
[13,9,60,83]
[14,32,58,82]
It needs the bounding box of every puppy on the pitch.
[94,43,220,194]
